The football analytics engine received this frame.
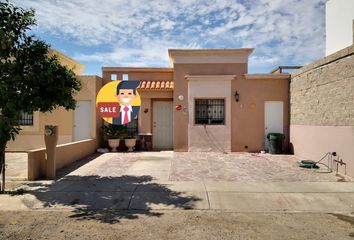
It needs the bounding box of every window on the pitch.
[195,99,225,125]
[19,112,33,126]
[122,74,129,81]
[111,74,117,81]
[125,116,138,136]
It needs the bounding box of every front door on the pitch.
[73,101,91,141]
[264,101,283,150]
[153,101,173,150]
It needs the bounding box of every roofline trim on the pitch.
[244,74,290,80]
[102,67,173,72]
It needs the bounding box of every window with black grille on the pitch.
[19,112,33,126]
[125,116,138,136]
[195,99,225,125]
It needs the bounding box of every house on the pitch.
[103,49,290,152]
[6,50,103,151]
[7,48,290,154]
[325,0,354,55]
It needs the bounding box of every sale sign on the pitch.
[96,102,120,118]
[96,80,141,125]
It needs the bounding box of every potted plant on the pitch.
[103,124,125,152]
[124,134,137,152]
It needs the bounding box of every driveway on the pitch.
[2,151,354,215]
[1,150,354,240]
[66,151,344,182]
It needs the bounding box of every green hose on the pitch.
[299,152,333,173]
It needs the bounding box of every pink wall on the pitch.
[231,76,289,152]
[187,77,232,152]
[173,63,247,151]
[290,125,354,177]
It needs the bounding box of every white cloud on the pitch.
[74,39,201,67]
[250,55,280,67]
[12,0,326,72]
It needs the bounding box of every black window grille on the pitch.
[125,116,138,136]
[19,112,33,126]
[195,99,225,125]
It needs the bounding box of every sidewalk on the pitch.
[1,181,354,213]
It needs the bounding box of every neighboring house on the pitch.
[326,0,354,55]
[6,50,103,151]
[102,49,290,152]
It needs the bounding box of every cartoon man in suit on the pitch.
[112,81,140,125]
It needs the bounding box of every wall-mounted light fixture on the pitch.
[234,91,240,102]
[178,95,184,101]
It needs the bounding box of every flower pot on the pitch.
[125,138,136,152]
[108,139,120,152]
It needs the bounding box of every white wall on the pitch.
[326,0,354,55]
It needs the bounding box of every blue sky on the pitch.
[13,0,326,76]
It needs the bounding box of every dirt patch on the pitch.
[331,214,354,238]
[1,210,354,240]
[331,214,354,226]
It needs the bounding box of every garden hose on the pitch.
[299,152,333,173]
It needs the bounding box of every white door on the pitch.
[153,101,173,150]
[264,101,283,150]
[73,101,91,141]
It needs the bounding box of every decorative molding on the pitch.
[102,67,174,72]
[244,74,290,80]
[185,75,237,81]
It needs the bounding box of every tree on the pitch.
[0,1,81,192]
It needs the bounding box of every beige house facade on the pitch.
[8,48,290,155]
[7,50,103,151]
[103,48,290,153]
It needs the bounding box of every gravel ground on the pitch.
[0,210,354,240]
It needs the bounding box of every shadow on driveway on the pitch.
[25,175,201,224]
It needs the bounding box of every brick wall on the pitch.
[290,45,354,126]
[290,45,354,177]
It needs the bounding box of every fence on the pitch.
[27,139,97,180]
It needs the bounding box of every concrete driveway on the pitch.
[65,151,343,182]
[2,151,354,219]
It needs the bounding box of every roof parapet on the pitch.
[168,48,254,67]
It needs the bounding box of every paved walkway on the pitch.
[1,152,354,215]
[5,152,27,180]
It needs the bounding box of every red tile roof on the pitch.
[138,80,174,90]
